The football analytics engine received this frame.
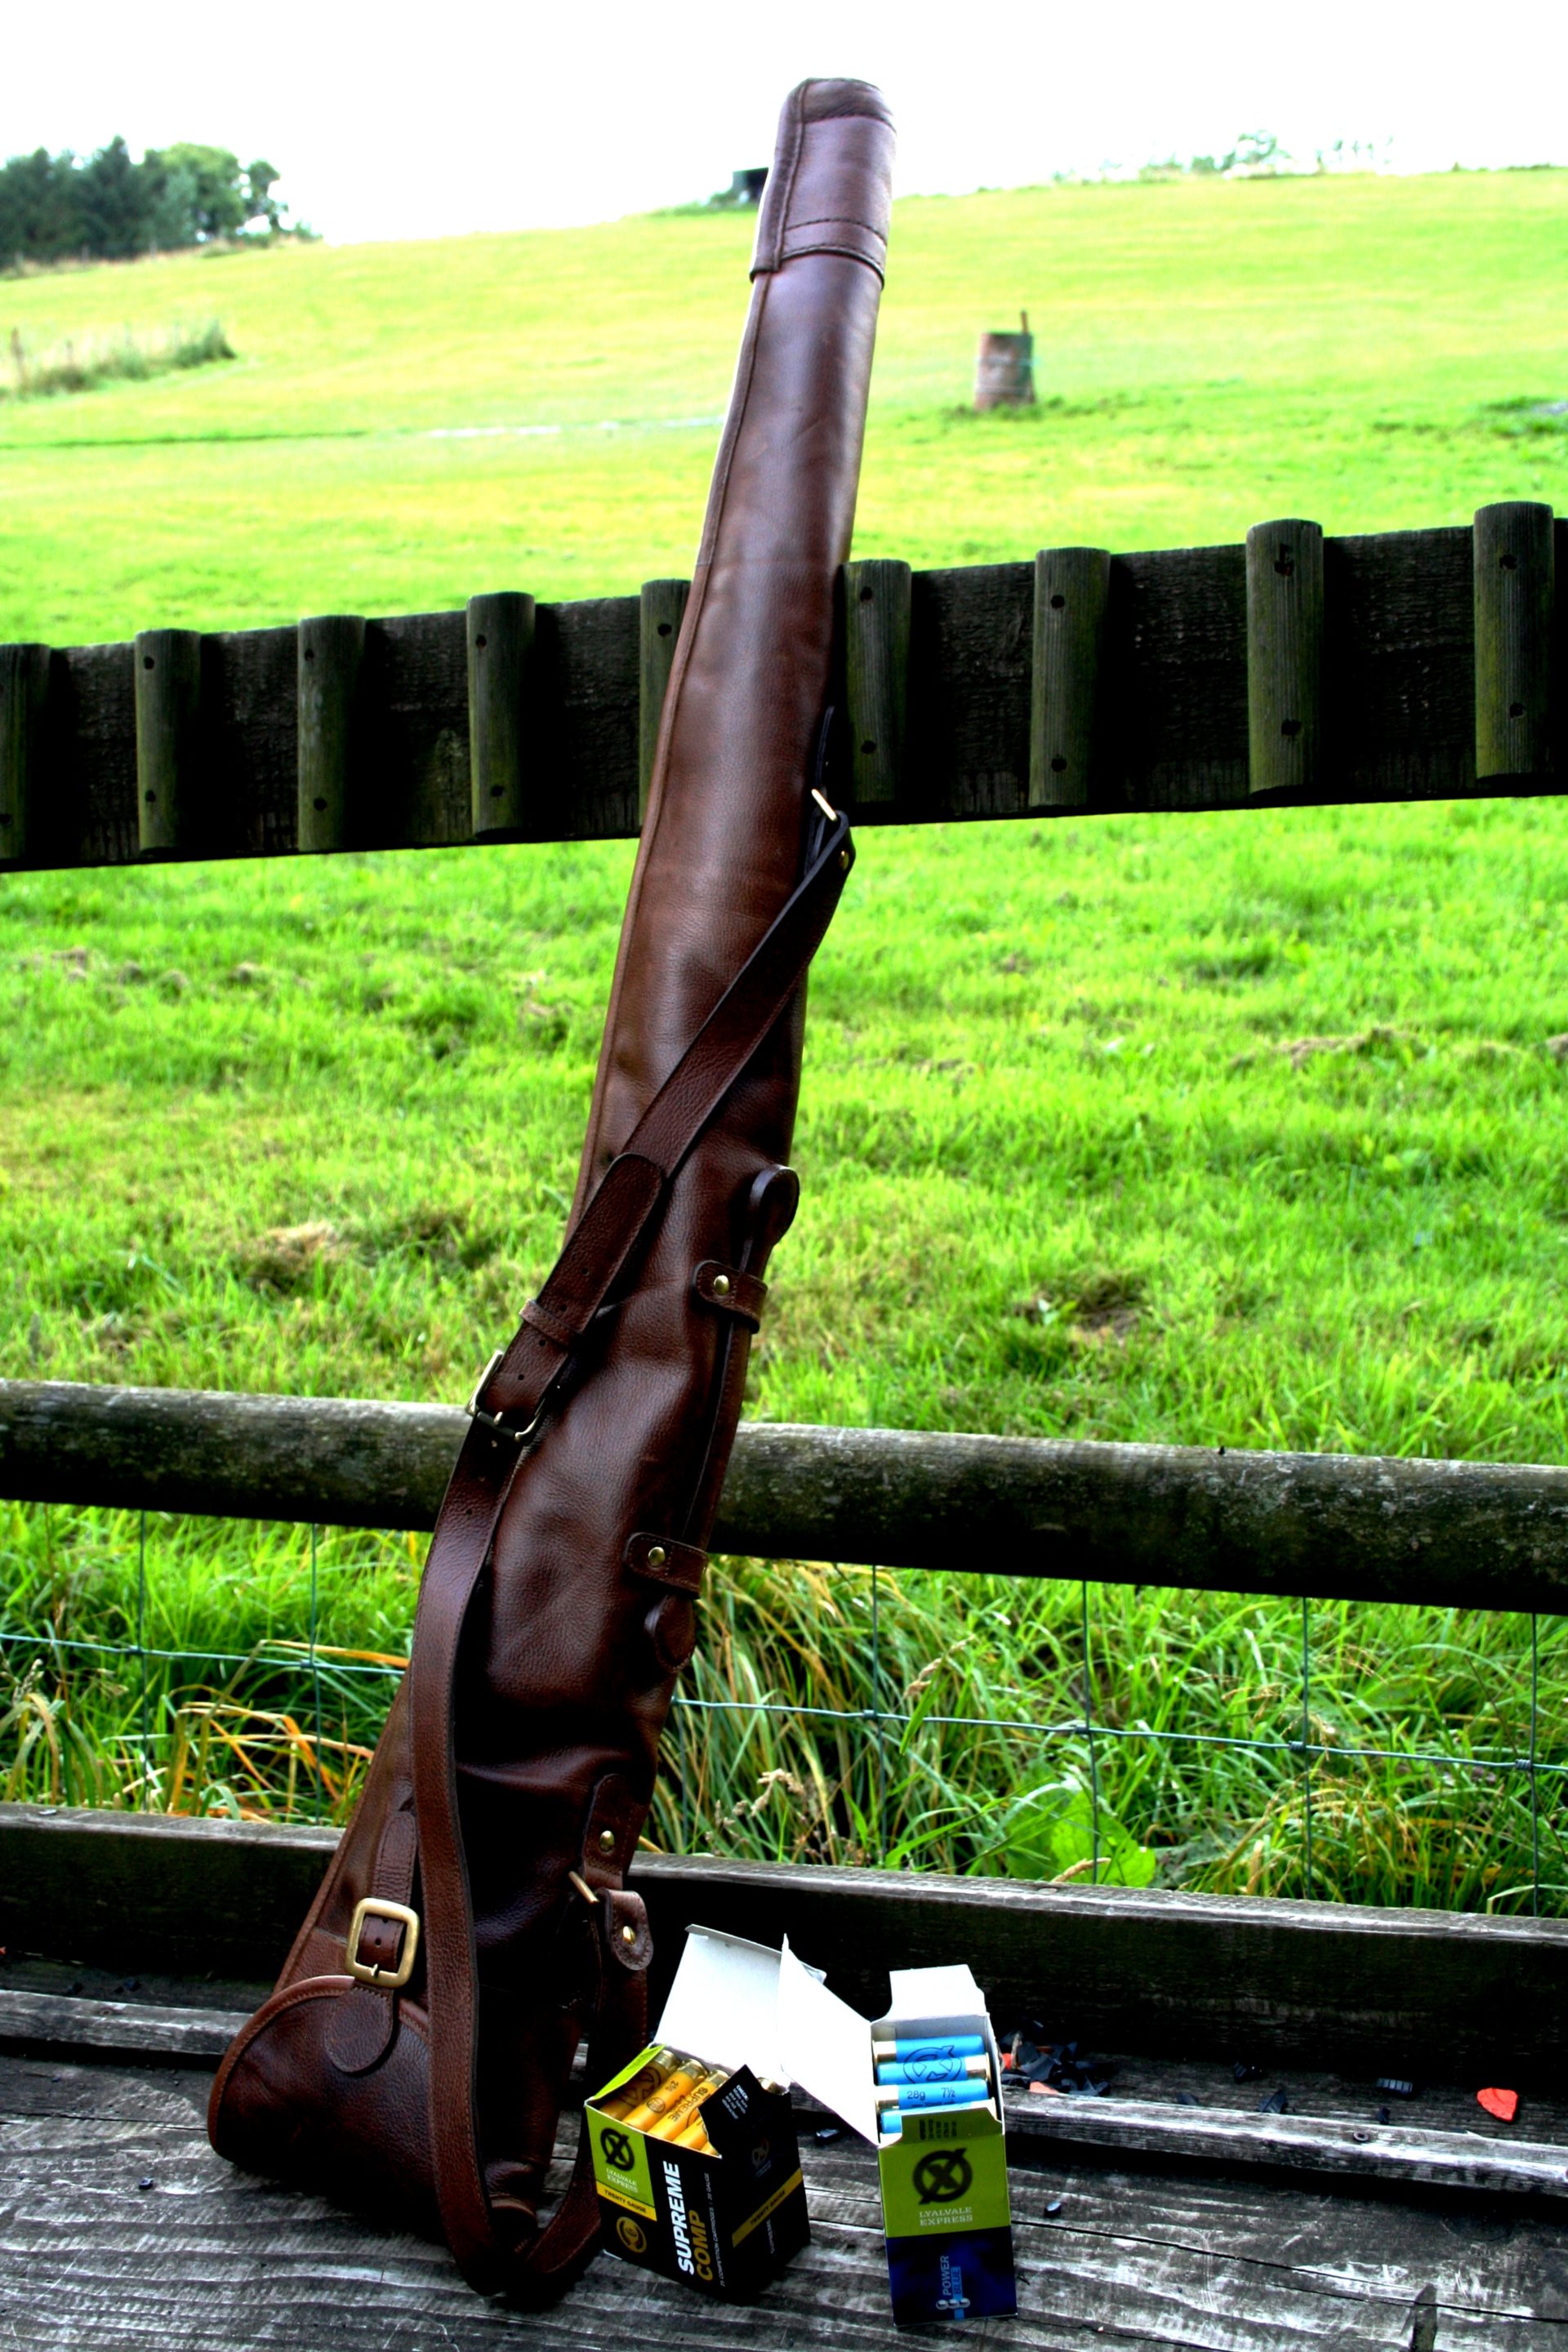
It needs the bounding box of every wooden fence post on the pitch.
[639,578,690,822]
[467,592,535,836]
[1474,501,1554,782]
[844,558,911,808]
[134,630,203,857]
[0,643,49,865]
[1030,547,1111,809]
[1246,519,1323,797]
[296,616,365,853]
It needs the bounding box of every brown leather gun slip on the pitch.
[208,79,895,2302]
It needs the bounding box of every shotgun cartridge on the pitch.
[646,2066,730,2140]
[596,2046,680,2120]
[875,2078,991,2113]
[621,2055,706,2131]
[872,2035,986,2063]
[876,2056,990,2086]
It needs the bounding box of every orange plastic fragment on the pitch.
[1477,2087,1519,2122]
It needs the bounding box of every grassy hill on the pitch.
[2,169,1565,639]
[2,172,1567,1901]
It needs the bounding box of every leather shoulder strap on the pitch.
[409,800,853,2296]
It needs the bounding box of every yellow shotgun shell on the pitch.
[621,2057,706,2132]
[646,2067,730,2140]
[597,2047,679,2120]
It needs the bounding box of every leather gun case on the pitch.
[208,78,896,2304]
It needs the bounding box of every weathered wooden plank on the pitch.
[51,639,137,865]
[542,590,642,841]
[0,641,50,864]
[638,576,690,818]
[466,590,535,838]
[1475,501,1556,782]
[132,629,203,857]
[296,614,365,853]
[2,2054,1565,2347]
[1245,520,1323,798]
[6,1808,1568,2085]
[7,1379,1568,1615]
[362,607,469,849]
[1029,546,1110,808]
[8,1975,1561,2201]
[1,2048,211,2123]
[205,624,296,857]
[1005,2087,1568,2199]
[844,558,911,808]
[8,524,1563,877]
[0,1986,246,2064]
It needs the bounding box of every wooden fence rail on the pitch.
[6,1802,1568,2082]
[5,1377,1568,1615]
[0,509,1561,874]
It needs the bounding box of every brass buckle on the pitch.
[465,1348,540,1445]
[345,1895,420,1989]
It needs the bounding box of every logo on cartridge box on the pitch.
[913,2149,973,2204]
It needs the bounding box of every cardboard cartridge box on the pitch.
[590,1929,1014,2322]
[779,1950,1018,2325]
[586,1928,810,2299]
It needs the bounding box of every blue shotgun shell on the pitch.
[877,2056,989,2085]
[875,2078,991,2113]
[873,2035,987,2063]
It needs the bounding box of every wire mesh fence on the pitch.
[1,1496,1562,1916]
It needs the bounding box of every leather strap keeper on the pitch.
[624,1531,708,1594]
[693,1259,768,1325]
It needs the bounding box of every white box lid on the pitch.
[656,1927,991,2152]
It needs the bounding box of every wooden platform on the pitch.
[3,1985,1566,2349]
[7,1811,1568,2341]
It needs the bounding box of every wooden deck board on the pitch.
[3,2049,1566,2349]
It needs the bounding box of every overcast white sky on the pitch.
[5,0,1566,244]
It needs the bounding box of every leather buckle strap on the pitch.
[345,1895,421,1990]
[465,1349,542,1444]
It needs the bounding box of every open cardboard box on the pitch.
[588,1927,1015,2322]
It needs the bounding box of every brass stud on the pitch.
[620,1922,637,1946]
[840,848,850,869]
[648,1544,666,1568]
[712,1273,731,1297]
[598,1828,617,1854]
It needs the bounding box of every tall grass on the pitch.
[4,318,232,400]
[2,1500,1561,1913]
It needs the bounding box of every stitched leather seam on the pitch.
[764,87,806,270]
[784,214,888,238]
[780,241,886,283]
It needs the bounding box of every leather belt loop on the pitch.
[521,1294,577,1352]
[693,1260,767,1327]
[623,1531,707,1596]
[580,1776,639,1894]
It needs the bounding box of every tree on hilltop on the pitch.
[0,137,310,270]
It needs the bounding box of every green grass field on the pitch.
[2,170,1567,1907]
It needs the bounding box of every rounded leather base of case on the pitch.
[208,1977,442,2240]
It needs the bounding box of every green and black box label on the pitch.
[588,2054,808,2301]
